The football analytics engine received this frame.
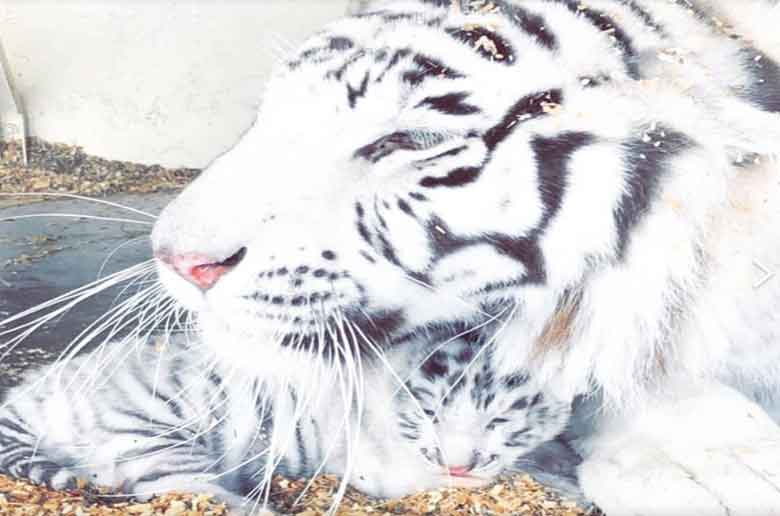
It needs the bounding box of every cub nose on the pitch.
[446,465,473,477]
[157,247,246,290]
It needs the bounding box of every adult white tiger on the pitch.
[152,0,780,511]
[5,0,780,513]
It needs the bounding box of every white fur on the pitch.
[145,0,780,510]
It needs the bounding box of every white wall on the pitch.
[0,1,351,168]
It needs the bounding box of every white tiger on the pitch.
[3,0,780,513]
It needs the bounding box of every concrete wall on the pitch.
[0,1,352,169]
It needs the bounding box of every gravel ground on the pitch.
[0,139,200,200]
[0,473,597,516]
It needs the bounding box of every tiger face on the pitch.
[151,0,775,388]
[394,339,571,486]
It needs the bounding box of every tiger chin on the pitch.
[5,0,780,512]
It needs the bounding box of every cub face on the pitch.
[395,339,571,485]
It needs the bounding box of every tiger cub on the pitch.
[310,336,578,499]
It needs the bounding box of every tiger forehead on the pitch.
[286,2,533,79]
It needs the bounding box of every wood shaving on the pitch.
[1,139,199,200]
[269,473,599,515]
[0,472,600,515]
[0,475,228,516]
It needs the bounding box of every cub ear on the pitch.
[421,351,450,380]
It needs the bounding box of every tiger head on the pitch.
[151,0,742,389]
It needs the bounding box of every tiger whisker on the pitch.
[395,306,511,397]
[434,301,518,415]
[401,272,491,317]
[0,281,161,410]
[53,283,167,379]
[64,293,174,398]
[0,213,154,225]
[96,236,151,281]
[0,192,159,219]
[68,363,243,470]
[348,319,451,474]
[72,297,177,396]
[0,260,155,343]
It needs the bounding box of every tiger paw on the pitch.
[579,383,780,516]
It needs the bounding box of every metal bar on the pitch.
[0,35,27,166]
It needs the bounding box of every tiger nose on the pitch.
[157,247,247,290]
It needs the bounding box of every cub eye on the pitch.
[422,408,440,423]
[487,417,510,430]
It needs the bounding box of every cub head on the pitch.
[394,338,571,486]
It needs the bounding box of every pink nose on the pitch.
[158,248,246,290]
[446,466,472,477]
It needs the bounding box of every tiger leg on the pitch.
[0,406,82,489]
[579,382,780,515]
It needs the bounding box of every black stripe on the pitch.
[503,371,530,389]
[374,198,388,228]
[295,425,308,475]
[486,235,546,284]
[0,417,31,436]
[354,131,431,163]
[329,36,355,51]
[377,231,402,266]
[376,48,411,82]
[326,50,367,81]
[397,198,415,217]
[446,26,515,64]
[300,36,355,60]
[505,427,531,447]
[484,89,563,151]
[414,145,468,167]
[661,1,780,113]
[421,353,449,379]
[403,54,465,86]
[609,0,667,35]
[532,132,596,231]
[614,126,694,258]
[498,1,558,50]
[740,48,780,113]
[547,0,640,79]
[426,216,547,284]
[420,166,482,188]
[290,36,356,70]
[347,71,370,108]
[415,92,481,115]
